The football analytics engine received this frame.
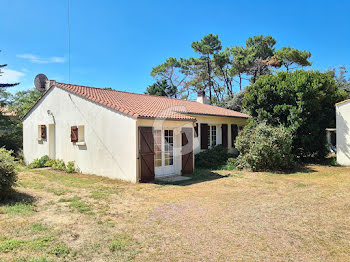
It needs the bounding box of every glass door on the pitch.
[154,129,175,177]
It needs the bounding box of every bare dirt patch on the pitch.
[1,165,350,261]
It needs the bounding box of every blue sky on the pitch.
[1,0,349,94]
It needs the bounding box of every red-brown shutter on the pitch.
[139,127,155,182]
[71,126,78,142]
[41,125,47,139]
[231,124,238,147]
[222,124,228,148]
[194,123,198,138]
[200,123,208,149]
[181,127,193,174]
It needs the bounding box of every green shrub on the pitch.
[66,161,77,173]
[195,145,233,169]
[0,148,18,199]
[29,155,50,169]
[29,158,41,169]
[235,122,296,171]
[53,159,66,171]
[44,159,55,167]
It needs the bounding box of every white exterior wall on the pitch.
[23,86,138,182]
[336,102,350,165]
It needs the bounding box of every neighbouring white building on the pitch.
[23,80,249,183]
[336,99,350,165]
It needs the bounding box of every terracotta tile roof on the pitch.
[55,82,249,120]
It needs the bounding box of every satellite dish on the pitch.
[34,74,48,92]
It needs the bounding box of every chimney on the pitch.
[197,90,209,104]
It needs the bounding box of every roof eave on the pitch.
[136,116,196,122]
[184,112,250,119]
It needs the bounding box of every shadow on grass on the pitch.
[0,190,36,206]
[154,169,228,186]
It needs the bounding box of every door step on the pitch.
[156,175,191,182]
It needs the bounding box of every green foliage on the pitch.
[58,196,91,214]
[218,90,246,112]
[109,235,132,252]
[30,155,50,169]
[195,145,233,169]
[9,89,42,119]
[243,70,347,160]
[275,47,312,71]
[0,202,35,216]
[0,147,17,198]
[66,161,77,173]
[44,159,55,167]
[0,88,41,153]
[145,80,178,98]
[53,159,66,171]
[49,244,70,257]
[150,34,312,104]
[235,122,296,171]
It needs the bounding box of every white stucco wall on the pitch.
[23,86,138,182]
[336,101,350,165]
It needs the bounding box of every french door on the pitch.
[154,129,175,177]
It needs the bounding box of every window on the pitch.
[164,130,174,166]
[154,130,162,167]
[38,125,46,140]
[78,125,85,142]
[154,129,174,167]
[208,125,216,148]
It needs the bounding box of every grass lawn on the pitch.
[1,165,350,261]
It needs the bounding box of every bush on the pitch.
[53,159,66,171]
[0,148,18,199]
[243,70,347,160]
[235,122,296,171]
[195,145,233,169]
[29,155,50,168]
[66,161,77,173]
[44,159,55,167]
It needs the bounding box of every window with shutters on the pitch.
[208,125,217,148]
[38,125,46,140]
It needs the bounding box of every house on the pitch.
[22,80,249,182]
[336,99,350,165]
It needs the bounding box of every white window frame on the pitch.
[208,125,217,148]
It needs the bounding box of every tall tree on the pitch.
[275,47,312,71]
[245,35,277,83]
[145,80,178,98]
[191,34,222,103]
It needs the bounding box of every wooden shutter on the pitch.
[40,125,47,139]
[181,127,193,174]
[194,123,198,138]
[200,123,208,149]
[231,124,238,147]
[222,124,228,148]
[139,127,155,182]
[71,126,78,142]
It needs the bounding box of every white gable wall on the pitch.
[336,101,350,165]
[23,86,138,182]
